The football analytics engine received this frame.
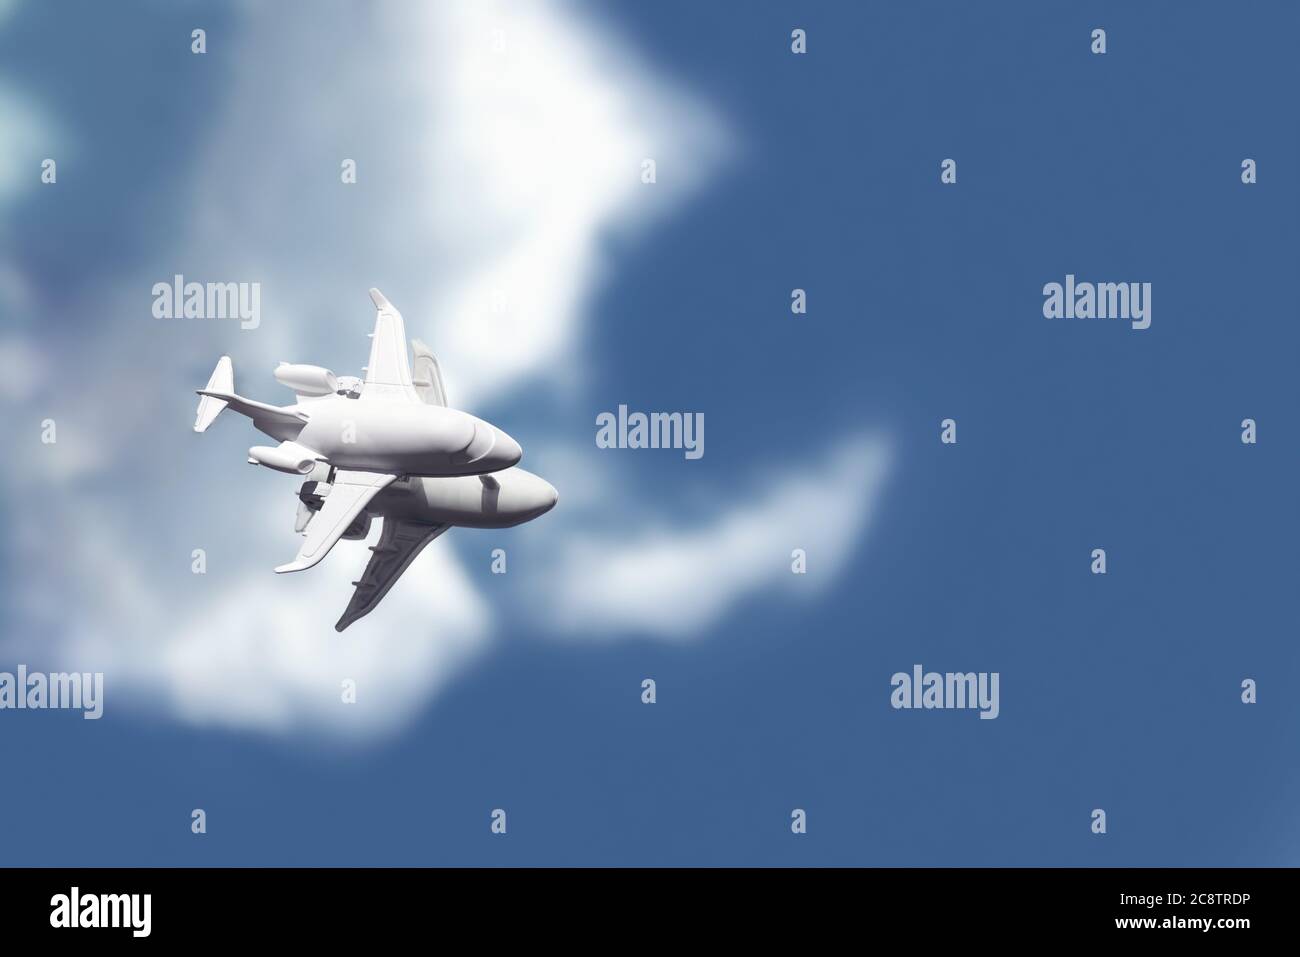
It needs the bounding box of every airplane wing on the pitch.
[274,470,397,573]
[195,389,308,433]
[335,518,450,632]
[410,338,448,407]
[361,288,421,403]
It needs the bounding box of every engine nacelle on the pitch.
[248,441,320,475]
[274,362,339,397]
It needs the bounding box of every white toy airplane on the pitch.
[195,288,557,631]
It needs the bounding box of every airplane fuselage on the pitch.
[256,394,522,477]
[365,467,558,529]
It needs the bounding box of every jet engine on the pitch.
[248,441,319,475]
[274,362,339,397]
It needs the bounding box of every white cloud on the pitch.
[70,539,490,740]
[0,60,61,215]
[1,1,737,740]
[541,436,892,640]
[172,1,730,410]
[420,1,730,407]
[5,483,490,739]
[2,2,891,742]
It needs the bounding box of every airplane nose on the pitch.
[523,475,558,519]
[494,429,523,469]
[453,419,522,472]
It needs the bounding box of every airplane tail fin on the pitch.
[194,356,233,432]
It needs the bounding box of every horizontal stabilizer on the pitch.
[194,356,233,432]
[196,389,308,433]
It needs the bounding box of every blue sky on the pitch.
[1,0,1297,865]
